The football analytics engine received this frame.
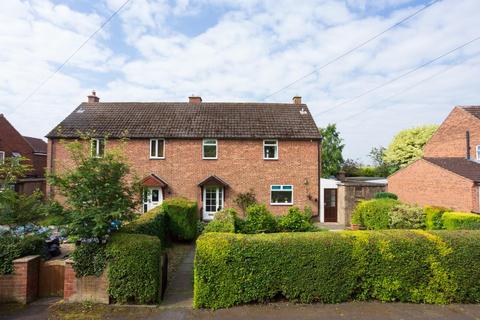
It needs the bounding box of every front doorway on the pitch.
[324,188,338,222]
[143,187,163,213]
[203,186,224,220]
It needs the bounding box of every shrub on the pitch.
[233,190,257,214]
[241,204,277,233]
[162,198,198,241]
[107,233,163,304]
[72,242,107,277]
[0,234,46,275]
[204,209,238,233]
[442,212,480,230]
[388,204,425,229]
[278,206,315,232]
[194,230,480,309]
[351,199,397,229]
[122,206,167,244]
[374,192,398,200]
[425,206,450,230]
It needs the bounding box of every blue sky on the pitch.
[1,0,480,162]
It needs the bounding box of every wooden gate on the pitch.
[38,260,65,297]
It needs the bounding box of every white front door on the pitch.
[143,188,163,213]
[203,186,224,220]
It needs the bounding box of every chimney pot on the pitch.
[189,96,202,104]
[293,96,302,105]
[87,90,100,103]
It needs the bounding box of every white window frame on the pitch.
[263,139,278,160]
[476,145,480,161]
[270,185,294,206]
[150,139,165,159]
[91,138,105,158]
[202,139,218,160]
[0,151,4,164]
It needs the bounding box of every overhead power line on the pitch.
[313,35,480,118]
[262,0,440,100]
[16,0,132,109]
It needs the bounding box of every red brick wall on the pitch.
[388,159,477,212]
[424,107,480,158]
[0,255,40,304]
[64,260,109,304]
[48,138,320,216]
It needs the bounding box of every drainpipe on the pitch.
[466,130,471,160]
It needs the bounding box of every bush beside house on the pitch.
[162,198,198,241]
[0,234,46,275]
[425,207,450,230]
[442,212,480,230]
[351,199,398,229]
[121,206,167,244]
[194,230,480,309]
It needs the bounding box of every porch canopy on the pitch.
[141,173,169,188]
[198,175,229,188]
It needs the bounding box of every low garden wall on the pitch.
[0,255,40,304]
[64,259,109,304]
[194,230,480,309]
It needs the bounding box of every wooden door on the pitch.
[324,189,338,222]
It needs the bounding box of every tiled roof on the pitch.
[46,102,321,140]
[424,157,480,182]
[23,136,47,154]
[460,106,480,119]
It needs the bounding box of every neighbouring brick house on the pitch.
[46,92,321,220]
[388,106,480,212]
[0,114,47,194]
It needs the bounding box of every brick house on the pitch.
[0,114,47,194]
[388,106,480,212]
[46,92,321,220]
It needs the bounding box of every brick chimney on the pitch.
[87,90,100,103]
[292,96,302,105]
[189,95,202,104]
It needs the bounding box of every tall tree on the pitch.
[383,125,438,170]
[319,124,344,178]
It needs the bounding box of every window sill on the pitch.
[270,203,293,206]
[263,158,279,161]
[202,157,218,160]
[149,157,165,160]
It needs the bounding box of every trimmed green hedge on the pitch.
[194,230,480,309]
[388,203,425,229]
[374,192,398,200]
[351,199,398,229]
[204,209,237,233]
[442,212,480,230]
[122,206,167,243]
[241,204,277,233]
[107,233,163,304]
[72,242,107,277]
[0,234,46,275]
[162,198,198,241]
[425,206,450,230]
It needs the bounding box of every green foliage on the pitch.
[122,206,167,244]
[351,199,398,229]
[242,204,277,233]
[277,206,315,232]
[0,189,46,231]
[72,242,107,277]
[162,197,198,241]
[48,140,140,240]
[107,233,163,304]
[442,212,480,230]
[204,209,238,233]
[0,156,32,189]
[383,125,438,170]
[194,230,480,309]
[233,190,257,214]
[388,204,425,229]
[369,146,396,177]
[425,206,450,230]
[320,124,344,177]
[374,192,398,200]
[0,234,46,275]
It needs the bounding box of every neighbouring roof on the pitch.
[424,157,480,182]
[23,136,47,154]
[460,106,480,119]
[46,102,321,140]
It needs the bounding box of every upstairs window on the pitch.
[270,185,293,205]
[91,138,105,158]
[0,151,4,164]
[150,139,165,159]
[203,139,217,159]
[264,140,278,160]
[476,145,480,161]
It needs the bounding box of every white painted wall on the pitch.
[320,178,339,223]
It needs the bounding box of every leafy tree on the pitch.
[48,140,140,240]
[369,146,395,177]
[383,125,438,169]
[319,124,344,177]
[0,156,32,189]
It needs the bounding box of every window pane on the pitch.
[282,185,292,190]
[204,139,216,145]
[204,145,217,158]
[158,140,164,157]
[271,190,292,204]
[91,139,97,157]
[152,189,159,202]
[271,185,281,190]
[151,140,157,157]
[265,140,277,145]
[97,139,105,157]
[264,145,277,158]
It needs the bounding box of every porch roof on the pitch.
[198,175,229,188]
[141,173,169,188]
